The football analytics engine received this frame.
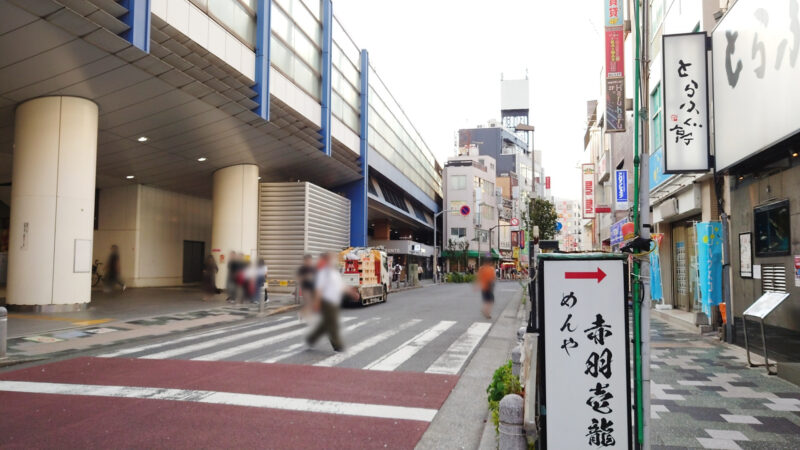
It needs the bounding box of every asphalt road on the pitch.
[0,281,522,449]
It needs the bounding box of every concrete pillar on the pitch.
[7,97,98,310]
[212,164,259,287]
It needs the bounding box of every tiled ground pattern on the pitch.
[651,319,800,449]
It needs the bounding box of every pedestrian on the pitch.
[417,264,423,282]
[104,244,126,293]
[393,262,402,289]
[297,254,316,320]
[306,252,344,352]
[477,259,496,319]
[250,258,268,305]
[202,255,218,299]
[225,251,239,303]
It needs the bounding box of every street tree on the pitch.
[523,198,559,241]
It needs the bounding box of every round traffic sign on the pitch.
[460,205,471,216]
[510,218,520,227]
[556,221,563,231]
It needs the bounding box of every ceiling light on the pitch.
[793,152,799,158]
[126,175,135,179]
[137,136,148,142]
[258,176,262,180]
[738,176,744,180]
[197,157,207,162]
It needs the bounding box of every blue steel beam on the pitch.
[340,49,370,247]
[120,0,151,53]
[319,0,333,156]
[253,0,272,120]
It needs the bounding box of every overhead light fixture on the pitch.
[258,176,262,180]
[126,175,135,179]
[197,157,207,162]
[137,136,148,142]
[793,152,799,158]
[738,176,744,180]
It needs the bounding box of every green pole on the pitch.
[632,0,644,445]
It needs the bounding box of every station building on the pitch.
[0,0,440,310]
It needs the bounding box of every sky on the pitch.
[332,0,606,200]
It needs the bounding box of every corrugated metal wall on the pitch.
[258,183,350,282]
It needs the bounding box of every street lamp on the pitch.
[433,208,458,284]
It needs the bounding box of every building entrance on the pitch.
[182,241,205,284]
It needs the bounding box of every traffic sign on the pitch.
[510,218,520,227]
[556,222,563,231]
[459,205,471,216]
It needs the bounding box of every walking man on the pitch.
[225,251,239,303]
[104,245,126,293]
[306,252,344,352]
[477,259,496,319]
[296,254,316,320]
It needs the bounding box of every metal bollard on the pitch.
[0,306,7,359]
[498,394,527,450]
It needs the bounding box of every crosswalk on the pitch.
[98,315,492,375]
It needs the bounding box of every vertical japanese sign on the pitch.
[541,257,631,449]
[546,176,551,190]
[614,170,628,210]
[695,222,723,316]
[605,0,626,132]
[582,164,596,219]
[663,33,710,172]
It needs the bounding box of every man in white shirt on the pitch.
[306,252,344,351]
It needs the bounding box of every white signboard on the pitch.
[713,0,800,170]
[542,258,631,449]
[743,292,790,319]
[663,33,710,173]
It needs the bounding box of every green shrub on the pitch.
[486,360,523,434]
[445,272,476,283]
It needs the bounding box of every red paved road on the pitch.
[0,357,458,449]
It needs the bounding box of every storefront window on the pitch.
[754,200,790,256]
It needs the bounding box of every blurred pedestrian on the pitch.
[250,257,268,305]
[297,254,316,320]
[226,251,240,303]
[417,264,423,283]
[393,262,402,289]
[104,245,126,293]
[306,252,344,352]
[477,259,496,319]
[202,255,218,299]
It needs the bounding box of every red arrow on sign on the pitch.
[565,268,606,283]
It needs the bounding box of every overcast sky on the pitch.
[333,0,605,200]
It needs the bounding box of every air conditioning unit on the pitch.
[657,197,679,220]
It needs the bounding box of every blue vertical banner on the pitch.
[695,222,723,316]
[615,169,628,210]
[319,0,333,156]
[649,233,664,302]
[253,0,272,120]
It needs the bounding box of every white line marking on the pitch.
[192,317,355,361]
[142,319,306,360]
[98,317,294,358]
[0,380,437,422]
[425,322,491,375]
[314,319,422,367]
[258,318,379,363]
[365,321,457,371]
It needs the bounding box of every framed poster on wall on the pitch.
[739,232,753,278]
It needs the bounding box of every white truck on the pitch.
[339,247,390,306]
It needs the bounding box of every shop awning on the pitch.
[441,249,500,259]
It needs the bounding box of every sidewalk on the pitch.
[2,287,299,364]
[651,317,800,449]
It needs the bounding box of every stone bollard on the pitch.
[511,345,522,377]
[517,326,526,343]
[499,394,526,450]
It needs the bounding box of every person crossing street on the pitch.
[306,252,344,352]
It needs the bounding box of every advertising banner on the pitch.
[695,222,723,316]
[605,28,625,78]
[604,0,624,27]
[545,176,551,190]
[605,78,626,132]
[650,233,664,301]
[582,164,596,219]
[615,170,628,210]
[540,257,631,449]
[712,0,800,170]
[663,33,710,172]
[610,219,626,247]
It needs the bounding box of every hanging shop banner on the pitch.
[695,222,723,316]
[539,255,632,449]
[545,176,551,190]
[712,0,800,170]
[650,233,664,302]
[615,169,628,210]
[605,78,626,132]
[604,0,624,28]
[610,218,626,247]
[605,28,625,78]
[582,164,596,219]
[662,32,710,173]
[511,231,519,248]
